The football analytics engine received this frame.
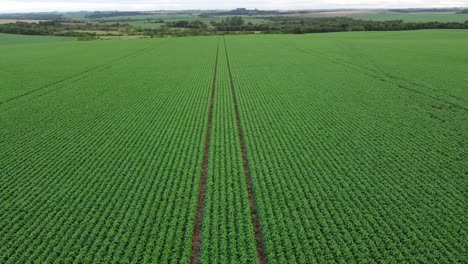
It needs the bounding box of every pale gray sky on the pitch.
[0,0,467,13]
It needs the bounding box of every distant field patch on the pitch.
[291,11,468,23]
[348,12,468,22]
[302,10,379,17]
[0,19,47,24]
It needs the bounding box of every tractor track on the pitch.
[190,38,219,264]
[223,35,268,264]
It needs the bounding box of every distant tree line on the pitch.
[0,21,68,36]
[146,19,165,23]
[0,16,467,39]
[265,17,468,34]
[210,17,248,31]
[0,21,133,37]
[203,16,468,33]
[165,20,208,29]
[0,20,209,39]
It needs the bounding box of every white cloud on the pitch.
[0,0,467,13]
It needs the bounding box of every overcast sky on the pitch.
[0,0,467,13]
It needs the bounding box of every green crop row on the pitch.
[1,36,217,263]
[225,31,466,263]
[1,31,466,263]
[200,38,258,263]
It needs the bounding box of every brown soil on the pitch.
[223,36,268,264]
[190,38,219,264]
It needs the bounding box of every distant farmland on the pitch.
[347,12,468,22]
[293,10,468,23]
[1,30,467,263]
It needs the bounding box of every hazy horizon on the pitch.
[0,0,467,14]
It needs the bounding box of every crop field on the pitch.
[0,19,47,24]
[347,12,468,22]
[1,30,467,263]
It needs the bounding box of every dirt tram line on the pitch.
[223,36,268,264]
[190,38,220,264]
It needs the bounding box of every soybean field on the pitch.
[1,30,467,263]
